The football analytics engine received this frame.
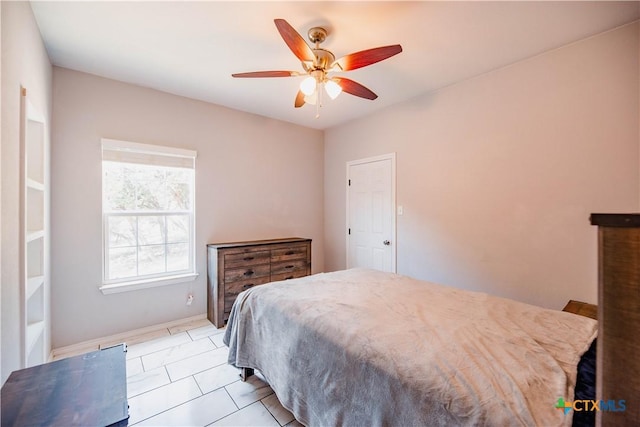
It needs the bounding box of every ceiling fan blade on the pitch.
[332,44,402,71]
[274,19,315,62]
[294,90,305,108]
[232,71,298,78]
[333,77,378,100]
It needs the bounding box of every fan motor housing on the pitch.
[311,48,335,70]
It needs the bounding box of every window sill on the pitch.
[100,273,199,295]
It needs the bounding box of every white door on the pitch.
[347,154,396,272]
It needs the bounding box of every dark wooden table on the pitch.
[1,344,129,427]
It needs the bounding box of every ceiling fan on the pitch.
[232,19,402,116]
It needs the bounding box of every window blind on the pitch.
[101,138,196,169]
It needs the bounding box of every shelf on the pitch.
[26,321,45,355]
[26,178,44,192]
[26,230,44,242]
[26,276,44,300]
[22,90,48,369]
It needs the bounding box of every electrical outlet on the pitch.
[186,293,194,306]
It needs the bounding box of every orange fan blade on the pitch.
[294,90,305,108]
[232,71,298,78]
[274,19,315,62]
[332,45,402,71]
[333,77,378,100]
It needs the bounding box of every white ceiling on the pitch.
[31,1,639,130]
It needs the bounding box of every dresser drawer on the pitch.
[224,251,270,269]
[271,259,308,276]
[271,269,309,282]
[224,277,272,312]
[271,246,308,262]
[225,264,271,282]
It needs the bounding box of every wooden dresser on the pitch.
[590,213,640,426]
[207,237,311,328]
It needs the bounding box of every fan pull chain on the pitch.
[315,83,323,119]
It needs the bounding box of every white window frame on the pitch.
[99,138,198,294]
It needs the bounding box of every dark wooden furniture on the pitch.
[1,344,128,427]
[562,300,598,320]
[590,213,640,426]
[207,237,311,328]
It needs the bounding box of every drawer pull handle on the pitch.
[285,265,294,269]
[285,251,295,255]
[285,276,294,280]
[243,284,255,290]
[243,256,255,261]
[244,270,254,276]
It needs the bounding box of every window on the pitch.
[101,139,197,293]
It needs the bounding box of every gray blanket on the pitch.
[224,268,597,426]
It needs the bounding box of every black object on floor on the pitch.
[572,339,597,427]
[1,343,129,427]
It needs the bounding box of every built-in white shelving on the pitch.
[26,178,45,192]
[26,275,45,300]
[26,321,45,355]
[26,230,44,243]
[21,88,48,368]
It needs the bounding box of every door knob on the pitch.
[383,240,390,246]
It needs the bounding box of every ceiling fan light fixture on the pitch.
[232,19,402,116]
[300,76,317,96]
[325,79,342,100]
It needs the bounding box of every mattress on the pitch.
[224,268,597,426]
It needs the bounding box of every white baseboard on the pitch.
[51,313,208,360]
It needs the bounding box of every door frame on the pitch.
[346,152,397,273]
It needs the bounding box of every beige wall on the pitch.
[6,5,640,364]
[51,68,324,348]
[325,22,640,310]
[1,2,53,382]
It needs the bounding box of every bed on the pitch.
[223,268,597,426]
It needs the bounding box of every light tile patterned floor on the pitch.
[80,319,303,426]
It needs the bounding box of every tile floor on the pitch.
[66,319,304,426]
